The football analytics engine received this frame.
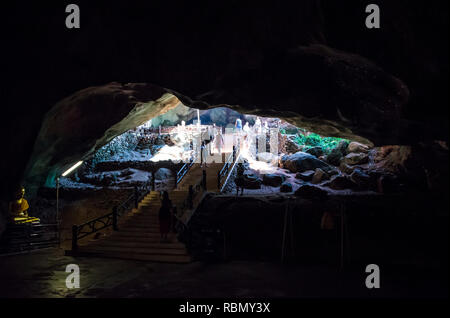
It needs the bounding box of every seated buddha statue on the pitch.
[8,186,39,224]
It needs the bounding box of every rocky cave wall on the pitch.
[24,83,180,192]
[149,104,256,128]
[1,1,448,200]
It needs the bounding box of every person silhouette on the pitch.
[159,191,172,242]
[235,118,242,134]
[235,163,245,196]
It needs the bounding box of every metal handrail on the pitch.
[220,151,241,193]
[217,144,241,193]
[175,177,206,241]
[219,151,234,176]
[71,181,151,251]
[176,152,197,186]
[217,151,234,190]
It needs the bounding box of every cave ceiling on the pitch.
[0,1,447,197]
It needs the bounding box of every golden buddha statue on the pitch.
[8,186,39,224]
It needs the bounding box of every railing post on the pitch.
[113,206,119,231]
[232,146,236,162]
[151,168,156,191]
[188,185,194,209]
[200,142,204,166]
[202,169,207,191]
[134,185,138,208]
[217,171,221,190]
[72,225,78,252]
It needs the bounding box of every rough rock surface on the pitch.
[311,168,330,184]
[294,184,328,200]
[242,174,262,190]
[23,83,180,193]
[347,142,370,154]
[336,140,350,155]
[281,152,332,174]
[326,148,344,166]
[296,170,315,182]
[323,175,357,190]
[257,152,278,164]
[155,168,174,180]
[350,169,371,189]
[371,145,413,174]
[280,182,293,193]
[285,138,303,155]
[344,153,369,165]
[305,146,324,158]
[339,162,357,175]
[150,104,195,127]
[262,174,285,187]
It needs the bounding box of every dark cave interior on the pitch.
[0,1,448,299]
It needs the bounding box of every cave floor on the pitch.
[0,248,446,298]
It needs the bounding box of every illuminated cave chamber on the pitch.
[58,99,386,196]
[14,84,446,263]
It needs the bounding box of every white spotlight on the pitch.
[62,161,83,177]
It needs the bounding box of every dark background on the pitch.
[0,0,448,196]
[0,1,448,303]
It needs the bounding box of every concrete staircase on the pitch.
[177,162,224,192]
[75,191,192,263]
[73,160,226,263]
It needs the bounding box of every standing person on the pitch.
[215,129,224,158]
[254,117,262,135]
[243,122,251,134]
[201,140,208,168]
[209,125,215,155]
[159,191,172,242]
[263,121,269,134]
[212,123,217,138]
[235,163,245,196]
[235,118,242,134]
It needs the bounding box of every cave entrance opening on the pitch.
[57,101,353,196]
[25,96,380,253]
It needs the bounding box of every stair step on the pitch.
[122,222,159,228]
[120,229,161,235]
[93,240,185,249]
[104,236,181,245]
[124,218,159,223]
[128,217,159,222]
[75,250,192,263]
[114,231,164,238]
[68,165,223,263]
[121,225,160,230]
[125,212,156,216]
[122,224,159,229]
[109,237,176,244]
[82,245,188,255]
[131,211,159,216]
[127,212,158,217]
[133,216,159,220]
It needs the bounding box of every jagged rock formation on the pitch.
[149,104,196,127]
[24,83,180,192]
